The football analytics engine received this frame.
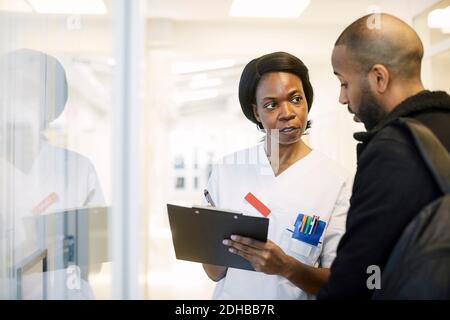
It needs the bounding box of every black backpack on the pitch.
[372,117,450,299]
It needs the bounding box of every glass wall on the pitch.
[0,0,145,300]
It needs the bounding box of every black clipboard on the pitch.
[167,204,269,271]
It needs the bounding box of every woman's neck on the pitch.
[264,137,311,177]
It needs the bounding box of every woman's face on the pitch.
[253,72,309,145]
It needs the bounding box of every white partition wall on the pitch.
[111,0,145,300]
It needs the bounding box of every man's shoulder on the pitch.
[372,122,412,146]
[368,109,450,154]
[353,125,432,192]
[360,124,416,163]
[355,121,436,191]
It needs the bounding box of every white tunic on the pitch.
[204,143,352,300]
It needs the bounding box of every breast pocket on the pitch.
[285,213,329,266]
[287,237,322,266]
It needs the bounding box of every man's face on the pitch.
[331,45,387,130]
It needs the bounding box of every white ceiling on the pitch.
[0,0,401,27]
[143,0,386,109]
[145,0,382,25]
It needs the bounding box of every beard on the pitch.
[356,79,388,131]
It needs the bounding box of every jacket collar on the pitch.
[354,90,450,146]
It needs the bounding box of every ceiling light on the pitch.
[174,89,219,104]
[189,77,223,89]
[27,0,107,15]
[427,6,450,29]
[0,0,33,13]
[172,59,235,74]
[229,0,310,18]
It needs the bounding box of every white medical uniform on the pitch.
[205,143,352,300]
[0,139,105,299]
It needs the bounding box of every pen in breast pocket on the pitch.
[203,189,216,207]
[313,216,320,234]
[309,216,316,235]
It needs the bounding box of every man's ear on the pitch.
[368,64,389,93]
[252,104,261,122]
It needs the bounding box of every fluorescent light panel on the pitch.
[174,89,219,104]
[428,6,450,29]
[189,78,223,89]
[0,0,33,12]
[229,0,310,18]
[172,59,235,74]
[27,0,107,15]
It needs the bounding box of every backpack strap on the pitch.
[397,117,450,194]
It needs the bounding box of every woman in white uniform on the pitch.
[203,52,352,299]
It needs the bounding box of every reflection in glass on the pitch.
[0,48,105,299]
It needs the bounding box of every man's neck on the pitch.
[384,81,425,114]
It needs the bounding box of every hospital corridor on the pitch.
[0,0,449,301]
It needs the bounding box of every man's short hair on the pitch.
[335,14,424,79]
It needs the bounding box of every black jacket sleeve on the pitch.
[318,130,440,299]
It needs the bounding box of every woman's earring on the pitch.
[302,120,311,135]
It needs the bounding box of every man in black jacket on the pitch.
[318,13,450,299]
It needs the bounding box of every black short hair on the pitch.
[334,14,423,79]
[238,51,313,130]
